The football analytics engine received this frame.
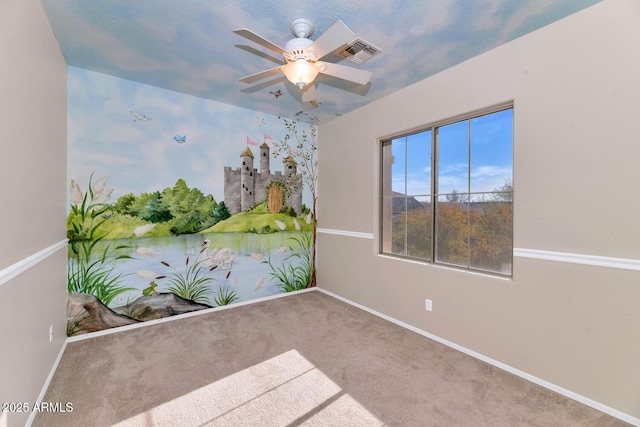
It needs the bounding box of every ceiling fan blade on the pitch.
[239,66,283,84]
[301,84,318,103]
[307,20,355,59]
[240,76,286,93]
[235,45,285,66]
[317,61,372,85]
[233,29,286,55]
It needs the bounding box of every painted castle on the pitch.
[223,142,302,215]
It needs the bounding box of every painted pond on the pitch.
[74,231,310,308]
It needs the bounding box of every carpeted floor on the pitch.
[34,290,631,426]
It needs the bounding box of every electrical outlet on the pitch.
[425,299,433,312]
[49,325,54,343]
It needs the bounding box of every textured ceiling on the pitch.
[41,0,602,124]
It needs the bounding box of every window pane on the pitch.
[381,196,394,253]
[469,197,512,274]
[437,121,469,195]
[389,137,406,195]
[381,141,395,199]
[406,131,431,196]
[390,197,407,255]
[470,109,513,194]
[435,194,468,267]
[406,196,431,260]
[381,140,406,255]
[381,196,408,256]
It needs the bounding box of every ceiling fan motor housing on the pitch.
[284,38,316,62]
[282,37,319,89]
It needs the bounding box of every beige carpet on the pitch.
[34,290,630,426]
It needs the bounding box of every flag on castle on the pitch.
[264,134,274,141]
[247,136,259,146]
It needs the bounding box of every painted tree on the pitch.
[212,200,231,224]
[271,118,318,287]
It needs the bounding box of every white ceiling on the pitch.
[40,0,602,124]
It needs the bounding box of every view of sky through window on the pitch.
[390,109,513,197]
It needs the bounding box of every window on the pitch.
[381,106,513,275]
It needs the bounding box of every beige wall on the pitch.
[317,0,640,421]
[0,0,68,425]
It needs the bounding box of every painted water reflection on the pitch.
[87,232,308,307]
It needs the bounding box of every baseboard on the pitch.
[25,339,68,427]
[316,287,640,427]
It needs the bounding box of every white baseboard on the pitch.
[316,287,640,426]
[25,340,68,427]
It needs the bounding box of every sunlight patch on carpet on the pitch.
[112,349,383,426]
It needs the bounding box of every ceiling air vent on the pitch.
[335,38,382,65]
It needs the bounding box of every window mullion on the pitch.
[432,127,438,262]
[404,136,409,256]
[467,119,471,269]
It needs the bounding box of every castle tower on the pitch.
[283,155,302,214]
[260,142,270,174]
[240,147,255,211]
[223,166,241,214]
[283,154,297,177]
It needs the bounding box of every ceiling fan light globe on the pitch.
[282,61,319,89]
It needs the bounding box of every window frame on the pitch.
[379,102,514,277]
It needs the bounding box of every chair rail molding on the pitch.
[317,228,374,239]
[0,239,68,287]
[514,248,640,272]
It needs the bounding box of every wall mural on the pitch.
[66,67,317,336]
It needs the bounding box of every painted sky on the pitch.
[43,1,602,124]
[67,67,313,209]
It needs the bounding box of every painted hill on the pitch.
[201,211,313,234]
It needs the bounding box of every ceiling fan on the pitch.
[233,18,380,104]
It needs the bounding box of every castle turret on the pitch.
[240,147,255,210]
[283,155,302,214]
[223,166,241,214]
[283,154,297,177]
[260,142,270,174]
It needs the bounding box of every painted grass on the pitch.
[91,211,310,238]
[96,215,172,239]
[262,232,313,292]
[202,212,312,233]
[163,257,215,305]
